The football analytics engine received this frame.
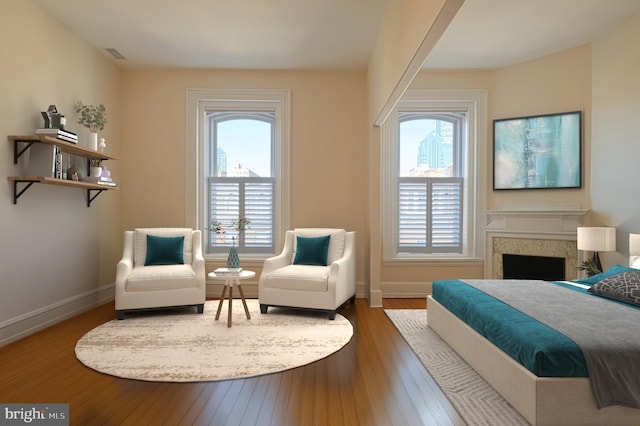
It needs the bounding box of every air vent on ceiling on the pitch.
[105,48,126,60]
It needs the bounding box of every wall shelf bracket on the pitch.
[87,188,106,207]
[12,180,36,204]
[13,140,35,164]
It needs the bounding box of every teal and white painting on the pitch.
[493,111,581,190]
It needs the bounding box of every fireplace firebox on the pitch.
[502,254,565,281]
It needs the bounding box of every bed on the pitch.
[427,234,640,425]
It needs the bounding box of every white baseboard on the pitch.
[0,283,115,347]
[381,281,433,298]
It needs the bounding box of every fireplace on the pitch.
[503,254,565,280]
[485,208,589,280]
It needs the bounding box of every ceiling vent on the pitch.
[105,48,126,60]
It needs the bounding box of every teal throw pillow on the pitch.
[574,264,637,285]
[293,235,331,266]
[144,235,185,266]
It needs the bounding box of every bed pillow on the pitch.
[574,264,637,286]
[587,271,640,307]
[144,235,185,266]
[293,235,331,266]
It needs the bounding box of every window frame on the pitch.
[207,112,275,254]
[186,88,291,261]
[381,89,487,262]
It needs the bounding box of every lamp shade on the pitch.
[577,227,616,252]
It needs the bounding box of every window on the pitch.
[382,90,486,260]
[207,113,274,254]
[398,113,465,253]
[186,89,290,259]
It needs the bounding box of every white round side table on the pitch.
[208,270,255,327]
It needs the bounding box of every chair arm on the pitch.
[260,230,295,277]
[327,232,356,298]
[191,230,205,284]
[261,252,291,276]
[115,258,133,289]
[115,231,135,293]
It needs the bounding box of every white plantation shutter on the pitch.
[209,178,274,253]
[398,177,463,253]
[398,179,427,250]
[429,178,463,252]
[244,180,274,250]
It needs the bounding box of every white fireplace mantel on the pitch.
[486,208,589,235]
[484,208,590,279]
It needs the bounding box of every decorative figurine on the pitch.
[41,105,66,129]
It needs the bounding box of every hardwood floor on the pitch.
[0,299,464,425]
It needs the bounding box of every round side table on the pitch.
[208,270,255,327]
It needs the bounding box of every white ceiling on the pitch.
[32,0,640,71]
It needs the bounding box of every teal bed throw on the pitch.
[432,279,588,377]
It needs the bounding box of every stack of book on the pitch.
[35,128,78,144]
[214,267,243,276]
[81,176,116,187]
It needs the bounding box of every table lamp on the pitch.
[577,227,616,274]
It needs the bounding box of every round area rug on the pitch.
[75,299,353,382]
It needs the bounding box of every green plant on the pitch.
[210,217,251,240]
[74,101,107,132]
[578,258,602,277]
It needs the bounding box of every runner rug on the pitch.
[385,309,529,426]
[75,299,353,382]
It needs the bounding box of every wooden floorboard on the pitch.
[0,298,464,425]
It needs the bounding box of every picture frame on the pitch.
[493,110,582,190]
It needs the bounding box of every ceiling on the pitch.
[33,0,640,71]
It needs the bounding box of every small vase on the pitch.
[88,132,98,151]
[90,166,103,177]
[227,242,240,270]
[66,160,85,181]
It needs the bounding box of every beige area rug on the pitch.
[75,299,353,382]
[385,309,529,426]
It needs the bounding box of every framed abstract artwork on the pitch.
[493,111,582,190]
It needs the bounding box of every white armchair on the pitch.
[115,228,206,320]
[259,228,356,320]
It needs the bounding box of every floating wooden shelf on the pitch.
[7,135,118,206]
[8,134,117,163]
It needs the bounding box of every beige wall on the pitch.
[591,12,640,267]
[0,0,121,342]
[120,69,369,292]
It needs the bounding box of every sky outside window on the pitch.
[217,118,272,177]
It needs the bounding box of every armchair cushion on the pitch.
[144,235,185,266]
[293,235,331,266]
[134,228,193,266]
[126,264,199,291]
[263,264,330,292]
